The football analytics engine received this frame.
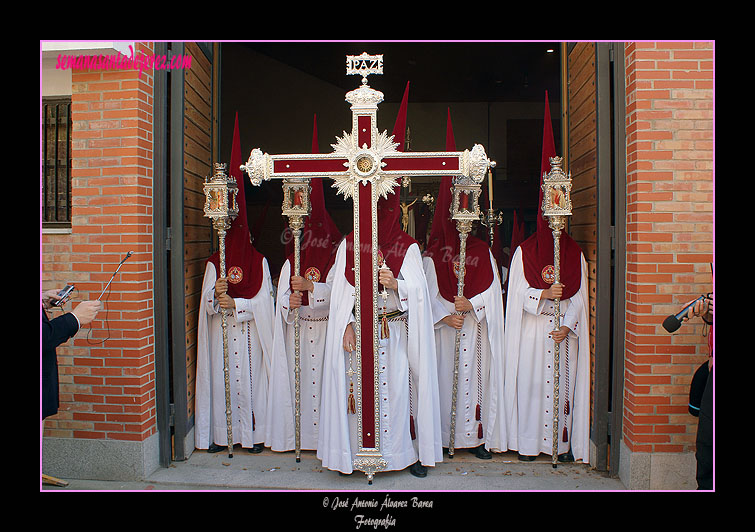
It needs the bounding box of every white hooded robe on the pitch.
[423,250,508,453]
[266,258,333,452]
[503,246,590,462]
[317,239,443,475]
[195,260,274,450]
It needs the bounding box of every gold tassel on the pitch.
[381,314,390,339]
[348,382,356,414]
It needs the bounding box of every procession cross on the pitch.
[241,53,491,482]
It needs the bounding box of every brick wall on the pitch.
[623,42,714,454]
[42,42,156,443]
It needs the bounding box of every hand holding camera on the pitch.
[43,285,75,308]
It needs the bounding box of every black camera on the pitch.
[50,284,75,307]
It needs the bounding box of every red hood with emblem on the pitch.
[519,92,582,300]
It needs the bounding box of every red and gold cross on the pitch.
[241,53,491,481]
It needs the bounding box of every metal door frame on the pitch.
[155,42,219,464]
[594,42,626,475]
[168,41,190,461]
[153,41,172,467]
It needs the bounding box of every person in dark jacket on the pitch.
[682,294,713,490]
[42,290,101,419]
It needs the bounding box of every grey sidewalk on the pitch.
[41,447,626,491]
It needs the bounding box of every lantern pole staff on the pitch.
[540,156,573,469]
[448,174,484,458]
[203,163,240,459]
[281,179,311,463]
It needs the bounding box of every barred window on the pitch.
[42,98,72,227]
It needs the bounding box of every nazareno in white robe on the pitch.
[503,245,590,462]
[423,250,508,453]
[266,258,333,452]
[317,239,443,475]
[194,259,274,450]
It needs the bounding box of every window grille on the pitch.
[42,98,72,227]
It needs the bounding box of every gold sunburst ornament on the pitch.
[330,129,401,200]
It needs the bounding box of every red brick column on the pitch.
[623,42,714,459]
[43,42,156,444]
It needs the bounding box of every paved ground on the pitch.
[43,447,725,527]
[41,447,625,492]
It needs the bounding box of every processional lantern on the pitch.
[282,179,311,218]
[281,178,311,463]
[541,156,572,233]
[202,162,239,458]
[539,155,573,468]
[446,171,483,459]
[204,162,240,227]
[451,174,483,228]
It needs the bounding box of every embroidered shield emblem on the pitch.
[304,266,321,283]
[541,265,555,285]
[228,266,243,284]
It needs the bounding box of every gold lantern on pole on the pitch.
[540,156,573,468]
[447,173,483,458]
[281,178,311,463]
[203,162,239,458]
